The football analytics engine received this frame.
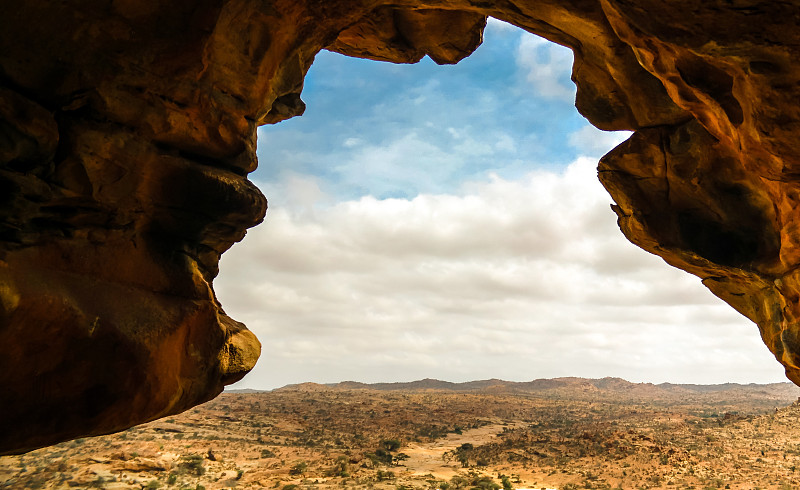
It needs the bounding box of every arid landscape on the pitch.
[3,378,800,490]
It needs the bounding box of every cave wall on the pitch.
[2,0,800,454]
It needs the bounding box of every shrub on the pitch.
[377,470,396,481]
[370,449,394,465]
[450,475,469,489]
[289,461,307,476]
[328,455,350,477]
[381,439,402,452]
[449,443,474,468]
[469,475,499,490]
[178,454,205,476]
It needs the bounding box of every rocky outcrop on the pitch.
[2,0,800,454]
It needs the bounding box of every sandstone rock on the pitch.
[328,7,486,65]
[1,0,800,455]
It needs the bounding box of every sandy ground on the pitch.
[397,422,558,490]
[399,423,516,479]
[5,386,800,489]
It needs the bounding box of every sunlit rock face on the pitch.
[1,0,800,454]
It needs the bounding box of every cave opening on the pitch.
[214,19,782,391]
[4,0,800,458]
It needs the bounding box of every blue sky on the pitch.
[254,20,585,201]
[218,19,786,389]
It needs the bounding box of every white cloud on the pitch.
[255,172,334,218]
[516,35,576,101]
[486,17,517,33]
[568,124,632,158]
[326,128,515,198]
[343,137,362,148]
[494,133,517,152]
[237,22,782,390]
[217,158,785,389]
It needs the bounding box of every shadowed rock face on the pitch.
[1,0,800,454]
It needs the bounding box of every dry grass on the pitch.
[3,381,800,489]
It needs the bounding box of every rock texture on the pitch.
[1,0,800,454]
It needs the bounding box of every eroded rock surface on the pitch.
[2,0,800,454]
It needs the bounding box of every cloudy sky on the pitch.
[217,19,786,390]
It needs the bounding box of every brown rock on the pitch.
[117,458,168,473]
[328,7,486,65]
[1,0,800,455]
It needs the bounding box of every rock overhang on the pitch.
[1,0,800,454]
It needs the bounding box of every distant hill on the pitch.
[269,377,800,401]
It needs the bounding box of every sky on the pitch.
[216,18,787,390]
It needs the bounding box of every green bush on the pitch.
[377,470,396,481]
[369,449,394,465]
[328,455,350,477]
[450,475,469,489]
[178,454,205,476]
[451,443,474,468]
[381,439,402,452]
[469,476,499,490]
[289,461,307,476]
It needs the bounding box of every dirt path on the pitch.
[397,422,558,490]
[397,422,518,480]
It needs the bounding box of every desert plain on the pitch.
[3,378,800,490]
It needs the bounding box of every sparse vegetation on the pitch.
[289,460,308,475]
[2,382,800,489]
[178,453,205,476]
